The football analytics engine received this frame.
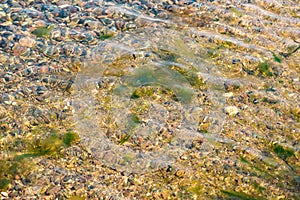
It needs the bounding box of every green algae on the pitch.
[0,179,9,190]
[28,133,64,157]
[156,49,179,62]
[257,61,273,77]
[223,41,234,48]
[280,45,300,58]
[187,182,203,195]
[0,129,79,192]
[130,113,140,124]
[131,87,154,99]
[126,67,194,104]
[207,48,219,59]
[99,34,114,41]
[119,113,140,144]
[290,108,300,121]
[239,156,274,178]
[272,144,295,161]
[63,132,79,147]
[14,153,40,161]
[261,97,279,104]
[253,182,266,194]
[229,7,243,17]
[120,153,136,165]
[169,65,204,88]
[0,157,34,191]
[272,53,282,63]
[240,156,250,164]
[119,133,132,145]
[32,24,54,38]
[0,160,12,190]
[21,130,79,157]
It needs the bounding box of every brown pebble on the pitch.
[219,26,228,34]
[19,37,35,48]
[15,174,20,180]
[175,170,185,177]
[12,45,28,56]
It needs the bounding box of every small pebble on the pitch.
[224,106,239,116]
[19,36,35,48]
[1,192,8,197]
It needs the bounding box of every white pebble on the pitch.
[1,192,8,197]
[224,106,239,116]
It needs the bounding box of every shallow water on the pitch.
[73,27,227,172]
[72,0,299,198]
[0,0,299,199]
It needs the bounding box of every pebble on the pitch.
[19,36,35,47]
[0,192,8,197]
[224,106,239,116]
[0,0,298,199]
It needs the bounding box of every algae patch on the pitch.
[0,130,79,191]
[257,61,272,77]
[272,52,282,63]
[32,24,54,38]
[272,143,295,161]
[125,66,194,104]
[63,132,80,147]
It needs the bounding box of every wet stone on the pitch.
[19,36,35,48]
[1,192,8,197]
[224,106,239,116]
[0,0,299,199]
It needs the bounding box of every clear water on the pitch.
[74,1,300,181]
[0,0,299,198]
[47,0,300,198]
[73,27,227,172]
